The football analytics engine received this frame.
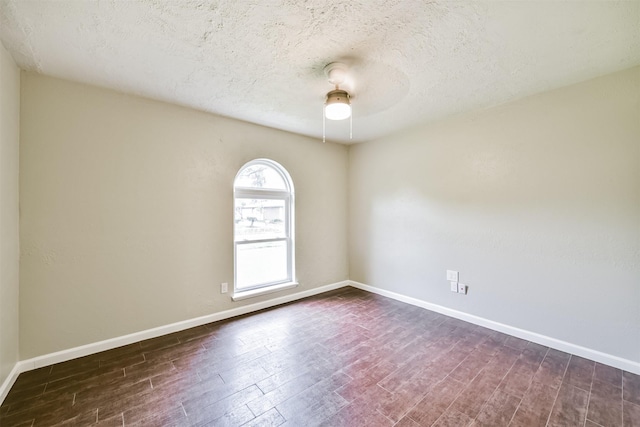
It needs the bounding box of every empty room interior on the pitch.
[0,1,639,426]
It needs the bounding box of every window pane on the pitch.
[235,164,286,190]
[236,241,288,289]
[235,198,285,241]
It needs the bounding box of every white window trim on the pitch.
[233,159,295,299]
[231,281,298,301]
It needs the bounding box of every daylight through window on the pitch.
[234,159,295,294]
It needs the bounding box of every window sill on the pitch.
[231,282,299,301]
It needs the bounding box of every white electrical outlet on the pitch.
[446,270,459,282]
[458,283,466,295]
[450,282,458,292]
[221,282,228,293]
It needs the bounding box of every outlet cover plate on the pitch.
[447,270,459,282]
[221,282,228,293]
[450,281,458,292]
[458,283,466,294]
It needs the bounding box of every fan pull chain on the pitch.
[322,107,326,143]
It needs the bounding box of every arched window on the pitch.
[233,159,295,298]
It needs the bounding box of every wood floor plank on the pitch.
[273,373,350,422]
[587,378,623,426]
[564,355,595,392]
[531,348,570,390]
[242,407,285,427]
[547,382,590,427]
[318,397,393,427]
[404,376,463,426]
[432,408,474,427]
[624,371,640,406]
[509,380,558,427]
[472,389,521,426]
[185,385,263,426]
[450,370,502,419]
[623,401,640,427]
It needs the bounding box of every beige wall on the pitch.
[14,65,640,365]
[19,73,349,359]
[349,66,640,363]
[0,43,20,385]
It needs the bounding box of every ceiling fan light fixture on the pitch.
[325,89,351,120]
[322,62,353,142]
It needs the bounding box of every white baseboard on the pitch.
[1,280,350,404]
[349,281,640,375]
[0,362,23,405]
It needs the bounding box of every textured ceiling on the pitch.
[1,1,639,143]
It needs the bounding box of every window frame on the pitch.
[233,159,295,298]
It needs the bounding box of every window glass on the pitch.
[235,199,286,241]
[235,165,287,190]
[236,241,288,290]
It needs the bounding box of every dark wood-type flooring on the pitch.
[1,287,639,426]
